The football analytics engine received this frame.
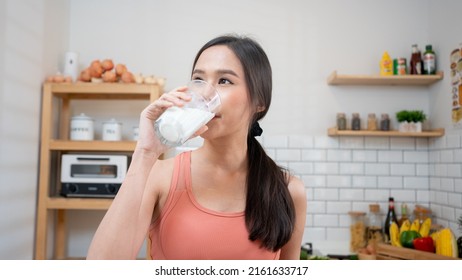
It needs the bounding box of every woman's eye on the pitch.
[218,78,232,85]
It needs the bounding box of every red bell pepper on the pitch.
[412,237,435,253]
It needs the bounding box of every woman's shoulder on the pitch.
[286,174,306,200]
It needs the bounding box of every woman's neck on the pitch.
[195,137,248,173]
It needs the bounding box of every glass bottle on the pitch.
[367,204,383,248]
[383,197,398,243]
[410,44,422,75]
[367,113,377,131]
[397,203,409,227]
[349,211,366,253]
[380,114,390,131]
[423,44,436,75]
[352,113,361,130]
[336,113,347,130]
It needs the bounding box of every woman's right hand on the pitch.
[135,86,192,156]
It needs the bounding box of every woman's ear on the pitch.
[256,105,266,113]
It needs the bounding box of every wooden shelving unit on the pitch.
[327,71,444,86]
[34,82,162,259]
[328,127,445,137]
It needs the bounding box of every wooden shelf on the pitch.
[35,82,162,260]
[49,140,137,151]
[45,82,159,100]
[327,71,444,86]
[47,197,112,210]
[328,127,445,137]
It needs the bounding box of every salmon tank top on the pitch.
[148,151,280,260]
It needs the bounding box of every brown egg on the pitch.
[115,64,127,76]
[79,68,91,82]
[64,76,73,83]
[102,71,117,83]
[89,60,103,78]
[121,71,135,83]
[46,76,54,83]
[101,59,114,71]
[53,75,64,83]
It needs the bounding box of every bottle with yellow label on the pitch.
[380,51,393,76]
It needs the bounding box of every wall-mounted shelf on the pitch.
[327,71,444,86]
[328,127,445,137]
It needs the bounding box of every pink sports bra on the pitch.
[148,151,280,260]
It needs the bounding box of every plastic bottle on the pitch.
[383,197,398,243]
[380,51,393,76]
[410,44,423,75]
[423,45,436,75]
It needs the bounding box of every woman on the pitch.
[87,35,307,260]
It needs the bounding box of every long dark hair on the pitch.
[192,35,296,251]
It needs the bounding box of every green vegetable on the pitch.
[400,230,421,248]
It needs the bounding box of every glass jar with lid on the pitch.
[349,211,366,252]
[367,204,383,248]
[336,113,347,130]
[367,113,378,131]
[351,113,361,130]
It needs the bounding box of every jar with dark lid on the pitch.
[380,113,390,131]
[351,113,361,130]
[337,113,347,130]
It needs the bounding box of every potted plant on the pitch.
[396,110,426,132]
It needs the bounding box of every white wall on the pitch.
[428,0,462,132]
[68,0,431,136]
[0,0,70,259]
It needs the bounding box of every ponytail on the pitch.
[245,133,295,251]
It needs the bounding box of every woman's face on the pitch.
[192,45,252,141]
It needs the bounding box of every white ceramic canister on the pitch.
[70,113,94,140]
[102,118,122,141]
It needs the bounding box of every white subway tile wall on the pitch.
[261,134,462,244]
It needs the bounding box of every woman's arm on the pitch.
[86,87,192,259]
[279,176,307,260]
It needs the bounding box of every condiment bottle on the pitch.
[410,44,423,75]
[380,114,390,131]
[367,204,383,248]
[423,45,436,75]
[383,197,398,243]
[398,203,409,227]
[367,113,377,131]
[349,211,367,253]
[380,51,393,76]
[336,113,347,130]
[351,113,361,130]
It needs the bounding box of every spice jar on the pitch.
[380,113,390,131]
[367,204,383,248]
[367,113,378,131]
[336,113,347,130]
[351,113,361,130]
[349,211,366,253]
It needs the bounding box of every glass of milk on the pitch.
[154,80,221,147]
